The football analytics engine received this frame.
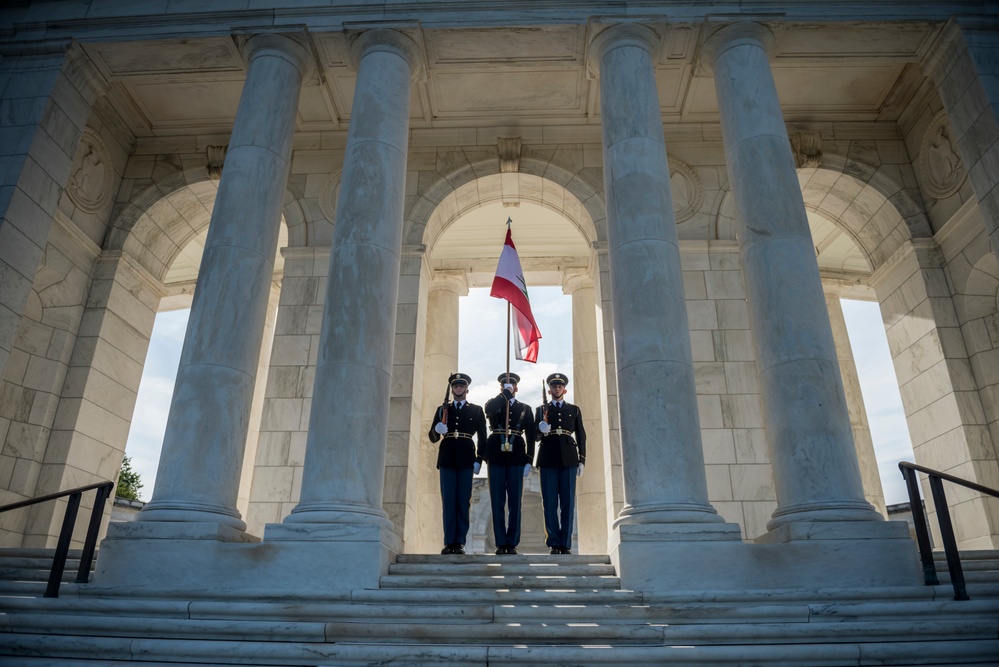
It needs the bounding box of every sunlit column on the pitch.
[592,24,723,525]
[138,34,313,529]
[415,273,467,552]
[823,286,887,517]
[703,22,881,527]
[563,270,610,553]
[287,29,421,527]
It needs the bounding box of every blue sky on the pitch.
[124,294,913,506]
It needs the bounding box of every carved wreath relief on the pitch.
[920,112,966,200]
[66,128,113,214]
[667,157,703,223]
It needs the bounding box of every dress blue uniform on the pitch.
[428,373,487,554]
[534,373,586,554]
[481,373,536,554]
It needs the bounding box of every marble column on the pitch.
[287,30,421,528]
[137,34,313,530]
[824,288,887,518]
[591,24,723,526]
[563,270,609,554]
[415,273,467,553]
[703,23,881,528]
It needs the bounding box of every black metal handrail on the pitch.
[898,461,999,601]
[0,480,114,597]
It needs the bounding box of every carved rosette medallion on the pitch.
[667,157,703,223]
[920,112,967,200]
[319,170,342,223]
[66,128,113,213]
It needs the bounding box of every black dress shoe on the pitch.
[560,547,571,555]
[549,547,560,555]
[506,546,518,555]
[441,545,454,555]
[495,546,507,555]
[453,544,466,554]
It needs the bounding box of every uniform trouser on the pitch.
[539,465,577,549]
[488,463,524,547]
[439,466,474,546]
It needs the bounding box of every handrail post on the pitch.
[900,465,938,585]
[45,491,82,598]
[76,482,112,583]
[928,475,969,601]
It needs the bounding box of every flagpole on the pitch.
[504,218,512,451]
[504,301,512,450]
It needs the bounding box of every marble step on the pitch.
[2,632,997,666]
[387,562,618,576]
[396,553,611,564]
[0,568,85,583]
[0,557,89,570]
[379,573,621,589]
[8,594,998,626]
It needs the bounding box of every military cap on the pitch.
[546,373,568,386]
[497,372,521,384]
[448,372,471,386]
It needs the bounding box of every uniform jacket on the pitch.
[428,400,487,470]
[534,400,586,468]
[481,389,536,466]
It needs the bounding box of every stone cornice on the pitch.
[562,268,594,295]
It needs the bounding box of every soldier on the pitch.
[535,372,586,555]
[429,372,487,555]
[481,372,536,555]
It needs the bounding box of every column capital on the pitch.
[238,32,316,81]
[350,28,425,81]
[700,22,775,74]
[562,269,594,296]
[429,271,469,297]
[587,23,660,78]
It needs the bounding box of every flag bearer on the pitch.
[481,373,536,555]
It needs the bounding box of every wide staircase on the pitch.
[1,548,998,666]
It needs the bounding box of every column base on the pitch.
[611,520,921,593]
[91,520,399,595]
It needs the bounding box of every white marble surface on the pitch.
[137,34,313,531]
[290,30,417,527]
[706,23,880,528]
[594,23,722,526]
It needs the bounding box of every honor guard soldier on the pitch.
[481,373,536,555]
[429,372,487,554]
[535,372,586,555]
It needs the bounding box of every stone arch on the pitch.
[404,156,606,248]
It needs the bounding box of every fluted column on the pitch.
[563,270,610,553]
[138,34,313,529]
[413,273,467,552]
[287,29,420,527]
[703,23,881,528]
[591,24,722,526]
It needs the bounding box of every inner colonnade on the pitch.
[3,7,999,597]
[95,22,917,592]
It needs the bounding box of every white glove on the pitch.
[473,461,481,475]
[503,383,513,391]
[523,464,531,478]
[538,421,551,434]
[434,422,447,435]
[576,464,584,478]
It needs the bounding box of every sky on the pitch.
[124,292,914,506]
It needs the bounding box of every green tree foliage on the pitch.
[116,455,143,501]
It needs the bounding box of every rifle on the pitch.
[440,377,452,430]
[541,378,550,424]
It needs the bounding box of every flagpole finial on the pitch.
[506,216,512,228]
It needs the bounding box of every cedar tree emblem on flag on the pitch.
[490,222,542,362]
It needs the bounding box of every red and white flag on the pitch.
[490,224,542,362]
